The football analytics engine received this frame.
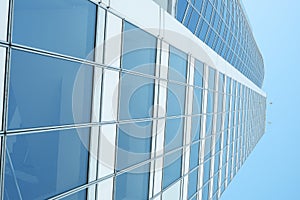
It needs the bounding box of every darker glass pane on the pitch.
[8,50,93,130]
[115,164,150,200]
[117,121,152,170]
[169,46,188,82]
[122,22,157,75]
[166,83,186,116]
[199,21,209,41]
[119,73,154,120]
[203,159,211,184]
[4,128,90,200]
[162,150,182,189]
[204,1,213,22]
[188,170,198,198]
[189,142,200,170]
[193,88,202,115]
[188,9,200,33]
[176,0,188,22]
[194,60,204,87]
[12,0,97,59]
[165,117,184,152]
[191,116,201,142]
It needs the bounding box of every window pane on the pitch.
[61,189,87,200]
[165,117,184,152]
[167,83,186,116]
[188,170,198,198]
[189,142,200,170]
[119,73,154,120]
[122,22,157,75]
[4,127,90,199]
[163,150,182,189]
[193,88,202,115]
[117,121,152,170]
[188,9,200,33]
[169,46,187,82]
[203,159,211,184]
[8,50,93,130]
[115,164,150,200]
[191,116,201,142]
[194,60,204,88]
[12,0,97,59]
[176,0,188,22]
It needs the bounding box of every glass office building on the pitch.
[0,0,266,199]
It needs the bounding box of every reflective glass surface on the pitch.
[189,142,200,170]
[4,128,90,199]
[117,121,152,170]
[166,83,186,116]
[13,0,97,59]
[188,170,198,198]
[115,164,150,200]
[119,73,154,120]
[164,117,184,152]
[8,50,93,130]
[122,22,157,75]
[162,150,182,189]
[168,46,187,83]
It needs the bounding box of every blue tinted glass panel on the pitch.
[193,88,202,115]
[194,60,204,87]
[204,1,213,22]
[188,170,198,198]
[4,128,90,199]
[203,159,211,184]
[205,115,213,137]
[119,73,154,120]
[163,150,182,189]
[62,189,86,200]
[122,22,157,75]
[194,0,203,10]
[167,83,186,116]
[206,91,214,114]
[189,142,200,170]
[214,153,220,173]
[115,164,150,200]
[213,173,219,194]
[199,21,209,41]
[117,121,152,170]
[208,68,215,90]
[191,116,201,142]
[169,46,187,82]
[8,50,93,130]
[183,5,193,26]
[188,9,200,33]
[165,117,184,152]
[176,0,188,22]
[202,183,209,200]
[13,0,96,59]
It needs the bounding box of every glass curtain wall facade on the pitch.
[0,0,266,200]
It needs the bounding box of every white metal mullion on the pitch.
[181,55,195,200]
[153,41,169,198]
[96,11,123,200]
[197,64,208,200]
[208,70,219,200]
[149,38,162,199]
[87,6,106,200]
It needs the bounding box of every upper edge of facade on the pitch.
[153,0,265,88]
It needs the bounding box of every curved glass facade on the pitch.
[162,0,264,87]
[0,0,266,199]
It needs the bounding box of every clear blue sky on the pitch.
[221,0,300,199]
